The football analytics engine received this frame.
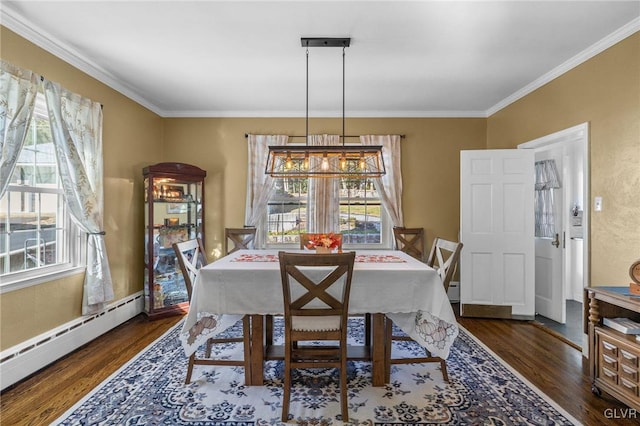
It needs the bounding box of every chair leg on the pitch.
[204,338,213,358]
[384,317,393,383]
[340,355,349,422]
[440,358,449,383]
[364,313,372,347]
[242,316,252,377]
[265,314,273,346]
[185,353,195,384]
[282,345,291,422]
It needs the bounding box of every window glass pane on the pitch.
[265,172,386,248]
[340,177,381,245]
[267,178,307,246]
[0,92,77,280]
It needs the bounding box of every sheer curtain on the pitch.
[244,134,288,248]
[307,134,340,232]
[44,80,113,315]
[534,159,561,238]
[360,135,403,227]
[0,60,39,197]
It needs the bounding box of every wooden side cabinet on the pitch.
[587,286,640,410]
[143,162,206,319]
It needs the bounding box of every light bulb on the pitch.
[359,152,366,170]
[285,153,293,169]
[321,153,329,171]
[303,155,309,170]
[340,154,347,170]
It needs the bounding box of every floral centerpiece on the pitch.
[305,233,342,253]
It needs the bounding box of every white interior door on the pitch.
[532,147,565,323]
[460,149,535,319]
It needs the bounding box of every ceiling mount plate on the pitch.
[301,37,350,47]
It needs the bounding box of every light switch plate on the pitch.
[594,196,603,211]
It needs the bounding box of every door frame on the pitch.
[517,122,590,306]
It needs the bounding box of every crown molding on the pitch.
[486,17,640,117]
[161,109,488,118]
[0,5,163,116]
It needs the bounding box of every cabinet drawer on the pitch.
[620,364,639,383]
[601,353,618,371]
[620,348,639,368]
[600,366,618,385]
[600,338,619,358]
[620,378,639,397]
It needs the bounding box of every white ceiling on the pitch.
[2,1,639,118]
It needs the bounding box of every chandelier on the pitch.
[265,37,386,178]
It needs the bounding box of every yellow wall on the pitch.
[162,117,486,259]
[0,27,485,351]
[487,33,640,286]
[1,24,638,352]
[0,27,163,349]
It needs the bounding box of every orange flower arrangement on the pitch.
[305,233,342,249]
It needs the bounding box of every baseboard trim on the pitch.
[461,303,512,319]
[0,291,144,391]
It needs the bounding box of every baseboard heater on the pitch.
[0,291,144,391]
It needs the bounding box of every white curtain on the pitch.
[44,80,113,315]
[360,135,403,227]
[244,134,288,247]
[0,60,39,197]
[307,134,341,232]
[534,159,561,238]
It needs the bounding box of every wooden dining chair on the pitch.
[224,227,256,254]
[278,251,355,422]
[299,232,370,345]
[393,226,425,261]
[384,237,463,383]
[173,238,250,384]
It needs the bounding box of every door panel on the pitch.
[460,149,535,319]
[533,147,565,323]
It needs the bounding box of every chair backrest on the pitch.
[225,227,256,254]
[278,251,355,337]
[393,226,425,261]
[426,237,463,292]
[172,238,208,299]
[299,233,343,251]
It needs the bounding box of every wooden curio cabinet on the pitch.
[143,162,206,319]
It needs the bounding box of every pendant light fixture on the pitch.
[265,37,386,178]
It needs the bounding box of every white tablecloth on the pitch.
[180,250,458,359]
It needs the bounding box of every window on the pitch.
[266,175,390,249]
[0,93,84,289]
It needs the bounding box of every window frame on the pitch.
[0,93,86,293]
[264,168,392,250]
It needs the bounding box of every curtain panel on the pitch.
[44,80,113,315]
[244,134,288,248]
[360,135,403,227]
[534,159,561,238]
[0,60,39,197]
[307,134,341,233]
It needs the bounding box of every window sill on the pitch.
[0,266,86,294]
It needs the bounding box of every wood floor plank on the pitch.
[1,308,638,425]
[0,314,181,426]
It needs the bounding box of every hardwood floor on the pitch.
[1,309,637,425]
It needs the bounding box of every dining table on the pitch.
[179,249,459,386]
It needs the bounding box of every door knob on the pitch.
[551,233,560,248]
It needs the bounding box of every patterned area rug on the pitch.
[55,318,580,425]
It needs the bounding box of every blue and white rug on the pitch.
[55,318,580,425]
